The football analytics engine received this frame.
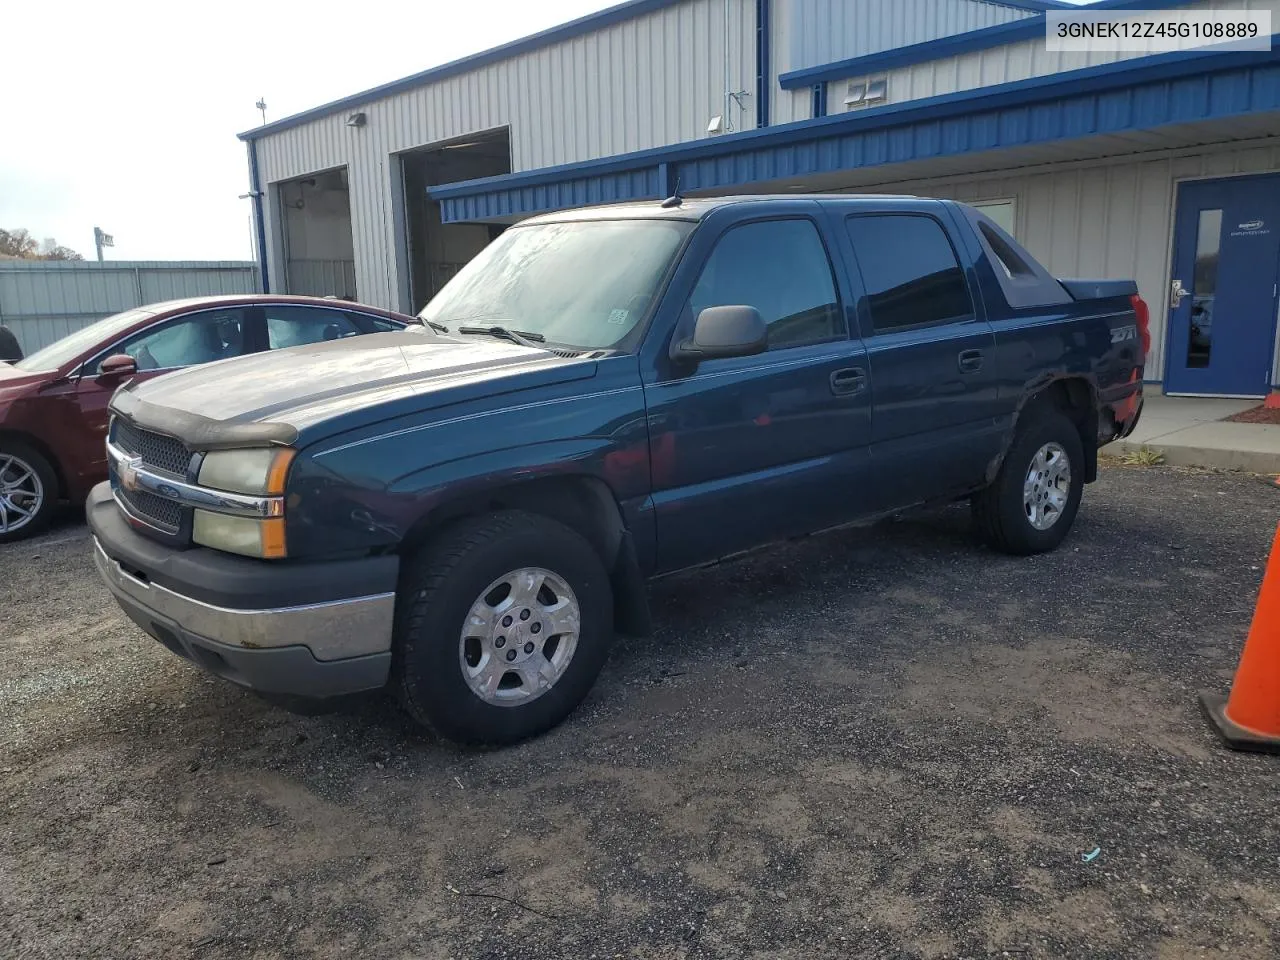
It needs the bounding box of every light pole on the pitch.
[93,227,114,263]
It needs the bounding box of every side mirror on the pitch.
[98,354,138,379]
[670,305,768,363]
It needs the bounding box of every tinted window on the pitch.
[979,223,1033,280]
[688,219,842,349]
[845,215,974,331]
[105,309,248,372]
[264,305,361,350]
[358,314,401,332]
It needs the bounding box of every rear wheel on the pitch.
[972,409,1084,555]
[0,443,57,544]
[392,510,614,745]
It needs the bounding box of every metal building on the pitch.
[240,0,1280,398]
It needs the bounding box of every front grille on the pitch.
[114,419,191,478]
[118,486,183,532]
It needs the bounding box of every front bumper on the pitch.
[88,482,399,699]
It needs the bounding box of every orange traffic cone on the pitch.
[1200,523,1280,753]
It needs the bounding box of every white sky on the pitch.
[4,0,1094,262]
[2,0,613,261]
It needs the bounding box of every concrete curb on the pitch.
[1110,437,1280,475]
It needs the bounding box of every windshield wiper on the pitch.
[456,324,546,348]
[421,319,449,334]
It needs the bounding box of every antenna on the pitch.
[660,177,683,209]
[255,98,268,125]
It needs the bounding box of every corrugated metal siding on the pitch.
[771,0,1033,123]
[0,261,259,354]
[285,259,358,299]
[254,0,757,312]
[834,139,1280,383]
[788,0,1030,73]
[809,0,1280,117]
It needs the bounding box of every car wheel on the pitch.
[0,442,58,544]
[972,408,1084,555]
[392,510,614,746]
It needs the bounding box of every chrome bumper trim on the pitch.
[93,538,395,661]
[106,441,284,519]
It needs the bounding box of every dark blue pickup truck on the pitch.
[88,195,1147,744]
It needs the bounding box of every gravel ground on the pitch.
[2,463,1280,959]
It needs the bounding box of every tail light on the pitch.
[1130,293,1151,360]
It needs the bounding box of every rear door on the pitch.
[837,205,1001,508]
[641,204,873,573]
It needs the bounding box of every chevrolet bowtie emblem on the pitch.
[119,456,144,493]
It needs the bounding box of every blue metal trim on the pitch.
[812,83,827,119]
[246,140,270,293]
[778,0,1203,90]
[657,161,677,197]
[434,42,1280,199]
[238,0,688,141]
[756,0,771,128]
[986,0,1074,10]
[434,45,1280,222]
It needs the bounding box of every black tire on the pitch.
[392,510,614,746]
[972,408,1084,555]
[0,441,58,544]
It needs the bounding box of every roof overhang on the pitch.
[430,42,1280,223]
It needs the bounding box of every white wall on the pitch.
[253,0,758,311]
[836,137,1280,383]
[280,173,354,261]
[770,0,1033,124]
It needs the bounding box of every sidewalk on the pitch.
[1110,393,1280,473]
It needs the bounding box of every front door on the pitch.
[642,211,872,574]
[73,306,254,483]
[1166,174,1280,397]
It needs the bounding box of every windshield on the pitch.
[420,219,693,350]
[15,307,156,373]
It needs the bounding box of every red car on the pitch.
[0,295,418,543]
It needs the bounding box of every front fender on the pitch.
[284,382,650,559]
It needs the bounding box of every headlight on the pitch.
[193,511,287,559]
[198,447,294,495]
[194,447,294,558]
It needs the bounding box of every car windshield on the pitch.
[419,219,693,350]
[15,307,156,373]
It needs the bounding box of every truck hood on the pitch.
[109,333,597,449]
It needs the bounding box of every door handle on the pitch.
[829,366,867,396]
[1170,278,1187,309]
[957,349,984,373]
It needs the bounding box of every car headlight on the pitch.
[198,447,294,495]
[193,447,294,559]
[193,511,287,559]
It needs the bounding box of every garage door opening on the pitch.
[279,167,357,299]
[400,128,511,312]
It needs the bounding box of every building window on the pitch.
[970,198,1017,237]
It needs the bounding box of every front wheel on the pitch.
[0,443,58,544]
[392,510,614,746]
[972,409,1084,555]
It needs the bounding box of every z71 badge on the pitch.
[1111,325,1138,344]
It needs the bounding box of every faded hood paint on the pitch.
[109,332,598,449]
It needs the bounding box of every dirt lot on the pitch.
[3,463,1280,959]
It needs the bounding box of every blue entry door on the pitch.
[1166,174,1280,396]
